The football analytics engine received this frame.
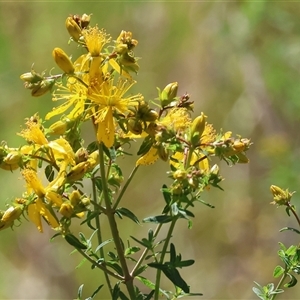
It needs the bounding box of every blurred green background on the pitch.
[1,1,300,299]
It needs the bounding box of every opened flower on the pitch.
[88,76,143,147]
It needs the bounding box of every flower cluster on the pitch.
[0,13,254,299]
[0,14,252,236]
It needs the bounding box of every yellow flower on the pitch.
[22,169,64,206]
[48,138,76,166]
[88,77,143,147]
[160,107,191,133]
[136,146,159,166]
[28,198,59,233]
[46,81,88,120]
[18,119,48,145]
[22,169,46,198]
[82,26,111,57]
[170,151,210,172]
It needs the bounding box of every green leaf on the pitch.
[94,238,113,253]
[162,185,171,205]
[87,141,99,153]
[148,229,154,241]
[118,291,130,300]
[112,283,121,300]
[132,265,148,277]
[170,243,176,263]
[76,258,87,269]
[86,284,104,300]
[137,135,153,156]
[79,232,88,244]
[124,246,140,256]
[65,234,87,250]
[197,198,215,208]
[80,211,99,230]
[130,235,152,248]
[136,276,169,298]
[136,275,156,289]
[273,265,284,278]
[278,242,287,251]
[143,215,174,224]
[162,267,190,293]
[77,284,84,300]
[177,259,195,268]
[286,245,297,256]
[45,165,54,181]
[50,232,61,241]
[93,176,103,192]
[171,203,179,216]
[252,282,267,300]
[106,261,124,276]
[280,227,300,234]
[144,290,155,300]
[284,273,298,288]
[116,207,140,224]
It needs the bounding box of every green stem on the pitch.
[98,142,136,299]
[91,174,113,295]
[154,217,178,300]
[76,248,123,281]
[287,202,300,227]
[131,223,163,276]
[271,268,288,300]
[185,146,195,169]
[113,165,139,210]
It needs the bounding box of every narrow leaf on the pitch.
[117,207,140,224]
[143,215,173,224]
[279,227,300,234]
[77,284,84,300]
[94,238,113,253]
[284,273,298,288]
[65,234,87,250]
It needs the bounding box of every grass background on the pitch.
[1,1,300,299]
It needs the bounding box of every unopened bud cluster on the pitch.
[270,185,294,206]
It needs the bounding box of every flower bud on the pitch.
[128,119,143,135]
[87,151,99,170]
[81,197,90,207]
[0,162,19,171]
[70,190,81,206]
[118,52,139,73]
[232,141,245,153]
[80,14,91,28]
[20,70,44,84]
[65,16,82,42]
[52,48,75,74]
[270,185,294,206]
[236,152,249,163]
[3,151,22,165]
[159,82,178,107]
[31,79,55,97]
[66,161,89,182]
[189,112,207,147]
[75,148,89,164]
[59,202,74,218]
[157,144,169,162]
[173,170,187,180]
[48,120,67,135]
[142,109,158,122]
[1,205,22,223]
